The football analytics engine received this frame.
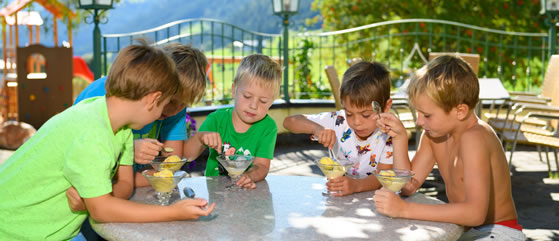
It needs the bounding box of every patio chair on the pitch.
[502,108,559,174]
[324,65,342,110]
[428,52,480,75]
[487,55,559,134]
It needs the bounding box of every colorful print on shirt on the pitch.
[305,110,394,179]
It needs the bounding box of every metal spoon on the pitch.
[311,135,337,162]
[372,101,382,120]
[163,147,174,153]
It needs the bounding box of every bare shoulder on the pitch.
[460,120,500,154]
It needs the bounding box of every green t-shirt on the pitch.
[0,96,133,240]
[199,107,277,176]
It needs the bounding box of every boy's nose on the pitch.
[416,116,424,127]
[249,99,258,109]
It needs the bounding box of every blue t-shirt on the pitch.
[74,76,187,141]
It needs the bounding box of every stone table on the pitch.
[91,175,463,241]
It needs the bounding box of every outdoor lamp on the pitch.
[541,0,559,57]
[78,0,114,80]
[272,0,300,15]
[271,0,300,103]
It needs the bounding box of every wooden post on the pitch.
[67,19,72,46]
[28,25,34,73]
[35,25,40,44]
[53,18,58,47]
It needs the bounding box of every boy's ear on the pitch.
[454,103,470,120]
[144,91,163,110]
[231,83,236,100]
[383,98,393,113]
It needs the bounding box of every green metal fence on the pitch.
[102,18,556,106]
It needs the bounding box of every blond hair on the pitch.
[233,54,282,98]
[105,44,180,104]
[162,43,208,106]
[408,55,479,112]
[340,61,391,109]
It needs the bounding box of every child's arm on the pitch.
[66,165,135,211]
[377,112,436,195]
[111,165,134,199]
[84,194,215,223]
[374,130,491,227]
[182,131,222,161]
[377,112,410,170]
[236,157,270,189]
[162,140,184,157]
[283,114,336,148]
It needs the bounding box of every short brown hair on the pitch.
[233,54,282,98]
[162,43,208,106]
[340,61,391,109]
[105,44,180,104]
[407,55,479,112]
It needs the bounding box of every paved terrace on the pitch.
[0,134,557,241]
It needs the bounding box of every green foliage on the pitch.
[292,39,329,99]
[309,0,550,91]
[313,0,545,33]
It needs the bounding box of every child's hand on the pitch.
[326,176,356,196]
[134,138,163,164]
[312,127,336,149]
[172,198,216,220]
[373,188,407,218]
[377,113,407,141]
[66,187,85,212]
[197,132,222,154]
[236,174,256,189]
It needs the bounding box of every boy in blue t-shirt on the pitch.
[0,44,215,240]
[185,54,282,189]
[74,43,208,187]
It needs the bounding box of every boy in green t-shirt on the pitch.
[0,44,215,240]
[186,54,282,189]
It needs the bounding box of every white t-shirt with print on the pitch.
[306,110,394,179]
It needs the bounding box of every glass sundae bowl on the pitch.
[216,154,255,190]
[142,169,187,205]
[372,169,415,194]
[150,155,188,172]
[315,157,352,196]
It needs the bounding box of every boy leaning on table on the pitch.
[74,42,209,188]
[0,44,215,241]
[184,54,282,189]
[374,55,525,240]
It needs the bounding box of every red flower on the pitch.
[467,47,472,53]
[466,29,472,36]
[477,47,483,53]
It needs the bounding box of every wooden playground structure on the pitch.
[0,0,77,129]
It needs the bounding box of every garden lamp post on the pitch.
[78,0,114,80]
[272,0,299,103]
[541,0,559,58]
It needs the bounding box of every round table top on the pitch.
[91,175,463,241]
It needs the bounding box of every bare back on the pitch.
[427,119,518,226]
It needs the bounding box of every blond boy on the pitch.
[375,55,524,240]
[0,44,214,240]
[186,54,282,189]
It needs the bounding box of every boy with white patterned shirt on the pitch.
[284,61,406,196]
[304,110,393,179]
